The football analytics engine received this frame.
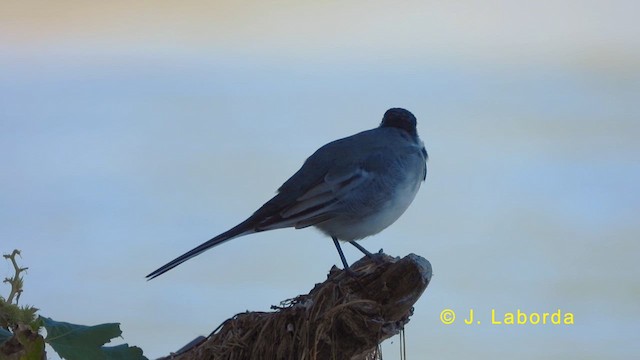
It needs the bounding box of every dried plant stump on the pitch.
[162,253,432,360]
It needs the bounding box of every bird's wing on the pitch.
[253,170,371,230]
[251,131,384,231]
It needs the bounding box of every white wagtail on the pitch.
[147,108,427,279]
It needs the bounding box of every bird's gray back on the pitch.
[249,127,426,229]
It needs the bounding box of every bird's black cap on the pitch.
[380,108,417,135]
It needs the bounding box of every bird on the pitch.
[147,108,427,280]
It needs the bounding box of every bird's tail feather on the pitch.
[146,221,255,280]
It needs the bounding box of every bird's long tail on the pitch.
[146,220,255,280]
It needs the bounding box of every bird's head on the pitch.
[380,108,417,136]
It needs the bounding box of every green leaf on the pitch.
[0,327,11,345]
[40,317,147,360]
[102,344,146,360]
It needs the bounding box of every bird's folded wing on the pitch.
[256,167,370,230]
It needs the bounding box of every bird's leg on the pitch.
[348,241,374,257]
[349,241,384,264]
[332,237,355,274]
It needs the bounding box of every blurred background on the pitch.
[1,1,639,359]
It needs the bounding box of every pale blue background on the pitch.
[1,1,639,359]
